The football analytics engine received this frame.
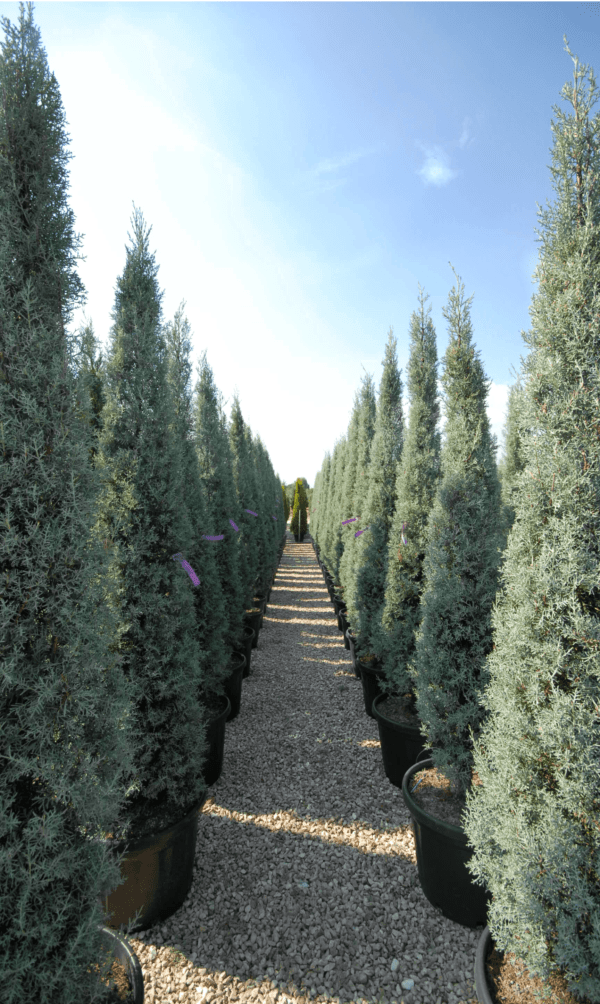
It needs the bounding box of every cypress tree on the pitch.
[0,4,141,1000]
[191,353,245,651]
[311,456,330,548]
[229,394,260,607]
[351,328,405,653]
[378,287,442,693]
[323,435,348,582]
[463,40,600,999]
[339,373,377,598]
[69,318,109,469]
[85,204,209,841]
[163,300,230,697]
[497,362,537,535]
[408,264,506,795]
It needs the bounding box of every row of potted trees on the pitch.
[309,38,599,1004]
[0,7,290,1001]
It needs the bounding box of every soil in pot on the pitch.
[88,955,134,1003]
[480,926,595,1004]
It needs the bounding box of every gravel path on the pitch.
[127,531,483,1004]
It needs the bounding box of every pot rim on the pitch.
[95,791,208,852]
[97,925,145,1004]
[372,692,425,735]
[401,757,469,840]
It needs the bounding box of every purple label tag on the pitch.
[342,518,357,526]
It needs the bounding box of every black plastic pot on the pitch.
[224,650,245,721]
[345,629,361,678]
[336,602,347,632]
[244,607,262,649]
[253,596,267,630]
[372,693,433,788]
[340,610,350,648]
[401,758,492,928]
[475,926,494,1003]
[294,532,305,542]
[201,692,231,786]
[97,792,208,932]
[235,625,255,678]
[358,656,387,718]
[95,925,144,1004]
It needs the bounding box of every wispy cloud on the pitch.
[414,116,476,187]
[414,141,462,188]
[298,145,386,193]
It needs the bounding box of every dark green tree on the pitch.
[0,5,141,1001]
[69,318,109,468]
[378,287,443,697]
[463,40,600,1000]
[163,300,230,697]
[290,477,309,538]
[408,264,507,795]
[191,353,245,653]
[351,328,405,653]
[83,204,209,843]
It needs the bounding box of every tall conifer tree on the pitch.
[88,205,209,840]
[463,41,600,999]
[229,394,260,607]
[338,371,377,608]
[324,435,348,581]
[191,352,245,652]
[351,328,405,652]
[377,288,442,692]
[163,301,230,695]
[409,265,506,794]
[0,5,141,1000]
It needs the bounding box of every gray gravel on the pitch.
[128,531,483,1004]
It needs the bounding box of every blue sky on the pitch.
[6,1,600,488]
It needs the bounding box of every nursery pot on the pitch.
[253,596,267,630]
[243,607,262,649]
[235,625,255,678]
[337,604,348,635]
[224,650,245,721]
[372,693,433,788]
[345,629,361,678]
[474,926,494,1004]
[200,692,231,786]
[294,532,305,542]
[93,925,144,1004]
[97,793,208,933]
[358,655,386,718]
[401,758,492,928]
[340,611,350,649]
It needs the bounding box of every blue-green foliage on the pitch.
[463,40,600,1000]
[0,5,142,1001]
